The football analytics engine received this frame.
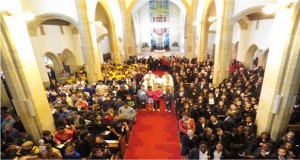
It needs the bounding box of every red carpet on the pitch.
[125,70,181,159]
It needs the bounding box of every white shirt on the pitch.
[96,84,108,95]
[208,97,215,105]
[162,74,173,82]
[199,151,209,160]
[143,73,155,81]
[162,78,174,87]
[213,150,222,160]
[142,80,154,89]
[153,77,162,85]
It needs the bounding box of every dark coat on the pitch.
[224,116,236,131]
[181,135,200,156]
[188,148,211,159]
[128,85,140,96]
[195,121,209,135]
[252,147,277,159]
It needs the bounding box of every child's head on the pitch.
[277,148,287,157]
[126,94,132,100]
[42,130,52,138]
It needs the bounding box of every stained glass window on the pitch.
[149,0,169,22]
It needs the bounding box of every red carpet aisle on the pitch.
[125,70,181,159]
[124,107,181,159]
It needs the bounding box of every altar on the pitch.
[137,50,184,58]
[154,49,166,57]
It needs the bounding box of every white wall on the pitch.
[169,2,182,49]
[233,0,276,19]
[36,25,75,54]
[232,23,241,43]
[107,0,124,41]
[0,0,23,14]
[21,0,78,23]
[137,1,182,50]
[207,33,216,57]
[237,19,274,62]
[86,0,98,21]
[137,3,151,48]
[95,24,108,38]
[31,25,84,73]
[247,19,273,49]
[100,37,110,54]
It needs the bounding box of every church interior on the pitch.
[1,0,300,159]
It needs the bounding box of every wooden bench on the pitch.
[105,140,119,148]
[287,124,300,131]
[105,138,127,158]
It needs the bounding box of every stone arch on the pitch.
[245,44,259,68]
[233,5,265,23]
[95,0,120,63]
[198,0,216,61]
[44,52,62,75]
[233,5,267,31]
[96,34,110,63]
[61,49,76,73]
[27,13,78,36]
[129,0,187,13]
[97,34,109,43]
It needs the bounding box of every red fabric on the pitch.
[125,103,181,159]
[105,114,113,125]
[153,89,163,101]
[148,90,154,98]
[178,118,196,134]
[54,130,73,143]
[75,101,89,110]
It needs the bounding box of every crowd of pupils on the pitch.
[1,56,299,159]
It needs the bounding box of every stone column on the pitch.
[122,10,136,59]
[256,2,300,140]
[197,20,209,62]
[30,36,50,87]
[76,0,103,82]
[236,29,249,63]
[107,25,121,64]
[185,9,196,59]
[71,28,85,70]
[1,13,56,142]
[212,0,234,86]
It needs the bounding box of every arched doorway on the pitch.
[97,34,111,62]
[28,14,83,82]
[128,0,186,57]
[44,52,62,79]
[61,49,76,73]
[198,0,216,60]
[233,5,274,63]
[95,1,120,63]
[245,44,259,68]
[27,13,78,37]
